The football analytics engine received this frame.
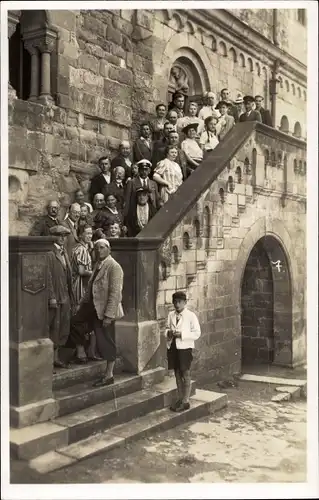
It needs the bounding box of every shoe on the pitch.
[74,357,87,365]
[175,402,190,412]
[92,376,114,388]
[88,356,103,362]
[170,400,182,412]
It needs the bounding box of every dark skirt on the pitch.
[68,300,116,361]
[167,339,193,372]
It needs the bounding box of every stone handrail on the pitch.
[136,121,305,245]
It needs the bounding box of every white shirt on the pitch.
[198,106,221,121]
[165,307,201,350]
[138,177,149,188]
[136,204,149,229]
[103,173,111,184]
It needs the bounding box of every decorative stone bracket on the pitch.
[23,27,58,105]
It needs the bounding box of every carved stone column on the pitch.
[24,41,40,101]
[37,31,57,105]
[269,59,280,129]
[22,27,57,105]
[8,11,20,100]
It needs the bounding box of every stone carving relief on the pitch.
[169,65,189,94]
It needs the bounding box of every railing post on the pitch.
[9,236,57,428]
[108,238,165,376]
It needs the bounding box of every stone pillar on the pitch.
[22,27,57,105]
[109,238,165,376]
[9,237,58,428]
[270,59,280,129]
[8,11,20,100]
[24,42,40,101]
[37,32,57,105]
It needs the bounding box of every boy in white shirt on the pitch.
[165,291,201,412]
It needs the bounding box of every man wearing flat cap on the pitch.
[69,238,124,387]
[48,225,75,370]
[239,96,262,122]
[124,159,160,236]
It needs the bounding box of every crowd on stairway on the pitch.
[27,89,272,390]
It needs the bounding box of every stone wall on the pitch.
[155,128,306,379]
[8,8,307,235]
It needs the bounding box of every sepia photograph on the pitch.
[1,1,318,499]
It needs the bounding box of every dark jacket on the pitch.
[239,110,262,123]
[258,107,273,127]
[89,172,112,204]
[29,215,60,236]
[47,246,74,346]
[124,177,160,235]
[103,181,126,210]
[132,138,153,163]
[110,155,133,180]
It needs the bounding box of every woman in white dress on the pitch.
[181,123,203,171]
[153,145,183,204]
[199,116,219,153]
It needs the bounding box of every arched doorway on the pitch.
[241,235,292,367]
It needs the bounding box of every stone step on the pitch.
[27,389,228,474]
[54,374,143,418]
[54,367,166,417]
[10,377,195,460]
[53,357,125,391]
[240,373,307,390]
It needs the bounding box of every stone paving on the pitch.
[11,380,306,484]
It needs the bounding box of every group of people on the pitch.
[26,87,272,404]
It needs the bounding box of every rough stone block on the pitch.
[111,103,132,127]
[109,66,133,86]
[136,10,154,31]
[9,144,41,173]
[106,24,123,45]
[50,10,77,32]
[116,320,162,374]
[83,14,106,38]
[10,421,69,460]
[78,54,99,74]
[10,398,58,429]
[104,79,132,106]
[99,60,109,78]
[113,15,133,36]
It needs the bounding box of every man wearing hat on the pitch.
[234,93,244,120]
[254,95,273,126]
[124,159,160,236]
[69,239,124,387]
[180,123,203,171]
[165,291,201,412]
[239,96,262,122]
[198,91,221,121]
[215,101,235,141]
[48,225,75,370]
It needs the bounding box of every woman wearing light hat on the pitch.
[180,123,203,171]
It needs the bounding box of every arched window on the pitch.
[229,47,237,63]
[247,57,253,72]
[280,116,289,134]
[235,167,242,184]
[9,23,31,100]
[293,122,302,138]
[255,62,261,76]
[297,87,301,98]
[285,80,290,93]
[218,41,227,57]
[9,10,57,103]
[239,53,245,67]
[291,83,296,95]
[227,176,235,193]
[297,9,306,26]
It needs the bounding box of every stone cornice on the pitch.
[187,9,307,85]
[9,236,54,253]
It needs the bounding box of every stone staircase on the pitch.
[11,362,227,474]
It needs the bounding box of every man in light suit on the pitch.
[69,239,124,386]
[239,96,262,123]
[62,203,81,259]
